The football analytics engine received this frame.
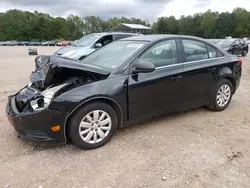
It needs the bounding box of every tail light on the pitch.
[237,59,242,66]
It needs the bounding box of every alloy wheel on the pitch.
[78,110,112,144]
[216,84,231,107]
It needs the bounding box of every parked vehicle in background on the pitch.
[208,39,222,44]
[6,35,242,149]
[243,37,250,44]
[4,41,17,46]
[54,32,140,60]
[217,38,248,56]
[56,41,70,46]
[42,41,56,46]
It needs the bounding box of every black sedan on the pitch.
[217,38,248,56]
[6,35,242,149]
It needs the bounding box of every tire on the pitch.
[207,79,233,111]
[68,102,118,150]
[242,49,248,57]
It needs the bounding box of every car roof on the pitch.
[92,32,139,36]
[120,34,210,42]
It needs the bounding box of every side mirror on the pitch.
[95,43,102,49]
[132,59,155,74]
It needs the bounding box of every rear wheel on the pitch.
[68,102,118,149]
[207,79,233,111]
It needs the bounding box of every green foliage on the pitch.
[0,8,250,41]
[153,8,250,38]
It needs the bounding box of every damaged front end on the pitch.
[14,84,68,113]
[17,54,110,112]
[6,55,110,144]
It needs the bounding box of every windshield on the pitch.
[217,39,235,47]
[73,33,102,47]
[82,40,147,70]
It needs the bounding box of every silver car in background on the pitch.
[54,32,139,60]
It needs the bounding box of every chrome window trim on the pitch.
[155,56,225,70]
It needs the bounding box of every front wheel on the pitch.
[68,102,118,150]
[207,79,233,111]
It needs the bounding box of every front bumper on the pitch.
[6,95,67,145]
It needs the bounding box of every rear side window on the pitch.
[182,40,208,62]
[207,45,224,58]
[207,45,216,58]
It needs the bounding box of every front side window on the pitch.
[95,35,113,46]
[139,40,177,68]
[182,40,208,62]
[74,34,103,47]
[82,40,147,70]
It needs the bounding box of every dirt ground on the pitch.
[0,47,249,188]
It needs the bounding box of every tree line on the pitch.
[0,8,249,41]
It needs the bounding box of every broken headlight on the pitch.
[30,84,67,111]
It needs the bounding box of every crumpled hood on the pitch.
[30,55,110,90]
[54,45,96,60]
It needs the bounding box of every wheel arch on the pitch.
[218,75,236,94]
[64,97,123,143]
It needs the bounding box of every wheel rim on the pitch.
[216,84,231,107]
[79,110,112,144]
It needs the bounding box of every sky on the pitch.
[0,0,248,21]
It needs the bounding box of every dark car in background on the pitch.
[54,32,140,60]
[6,35,242,150]
[217,38,248,56]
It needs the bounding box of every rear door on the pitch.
[128,39,184,120]
[180,39,224,107]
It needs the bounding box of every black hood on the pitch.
[30,55,110,90]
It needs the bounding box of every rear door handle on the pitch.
[209,67,216,72]
[171,75,182,81]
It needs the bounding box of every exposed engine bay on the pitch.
[14,55,110,113]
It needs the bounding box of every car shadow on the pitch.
[26,107,218,152]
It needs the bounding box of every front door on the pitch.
[128,39,184,120]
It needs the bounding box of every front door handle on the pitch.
[171,75,182,81]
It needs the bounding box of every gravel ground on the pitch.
[0,47,249,188]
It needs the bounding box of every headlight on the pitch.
[30,84,67,111]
